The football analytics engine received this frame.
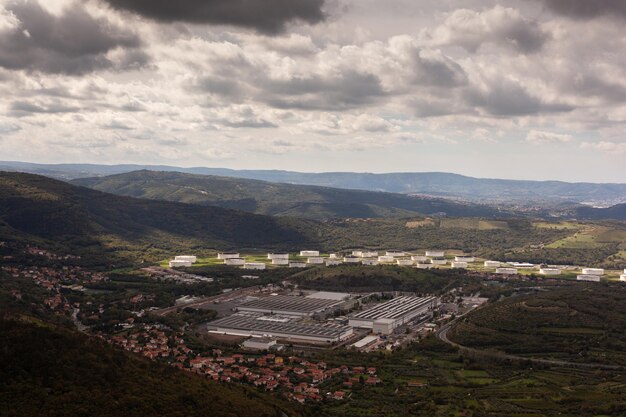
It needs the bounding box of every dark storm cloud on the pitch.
[0,1,145,74]
[536,0,626,19]
[102,0,326,34]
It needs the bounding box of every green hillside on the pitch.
[71,170,504,220]
[0,315,299,417]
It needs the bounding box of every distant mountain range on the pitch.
[1,161,624,207]
[71,170,505,220]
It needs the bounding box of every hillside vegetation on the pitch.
[71,170,503,220]
[0,315,299,417]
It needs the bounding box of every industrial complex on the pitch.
[349,296,438,334]
[237,294,347,317]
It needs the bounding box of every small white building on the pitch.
[328,253,338,259]
[539,268,561,275]
[496,267,518,275]
[174,255,197,263]
[307,257,325,264]
[577,274,601,282]
[272,258,289,266]
[242,337,277,351]
[396,259,414,266]
[411,255,428,262]
[378,255,395,263]
[361,259,379,266]
[415,263,432,269]
[289,262,308,268]
[386,250,405,257]
[451,261,468,269]
[300,250,319,257]
[454,256,475,263]
[582,268,604,276]
[268,253,289,260]
[244,262,266,270]
[224,258,245,266]
[169,259,192,268]
[425,250,445,257]
[343,256,361,263]
[484,261,502,268]
[325,259,342,266]
[218,253,240,260]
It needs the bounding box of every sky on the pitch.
[0,0,625,183]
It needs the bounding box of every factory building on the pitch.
[577,274,601,282]
[349,296,438,331]
[208,312,354,344]
[425,250,445,257]
[306,291,351,301]
[175,255,197,263]
[268,253,289,260]
[244,262,266,270]
[451,261,468,269]
[169,259,192,268]
[484,261,501,268]
[496,267,518,275]
[539,268,561,275]
[386,251,405,257]
[238,295,346,317]
[307,257,324,264]
[300,250,319,257]
[454,256,475,263]
[377,256,395,263]
[224,258,245,266]
[582,268,604,276]
[372,318,396,335]
[350,335,379,350]
[289,262,308,268]
[218,253,240,260]
[396,259,414,266]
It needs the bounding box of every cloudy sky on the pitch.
[0,0,625,182]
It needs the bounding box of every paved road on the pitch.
[436,316,625,371]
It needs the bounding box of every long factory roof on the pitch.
[352,296,437,321]
[238,295,343,314]
[208,313,352,339]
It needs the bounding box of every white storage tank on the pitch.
[169,260,192,268]
[496,267,517,275]
[411,255,428,262]
[361,259,379,266]
[577,274,600,282]
[484,261,501,268]
[415,263,432,269]
[451,261,468,268]
[268,253,289,260]
[343,256,361,263]
[425,250,445,257]
[377,256,395,263]
[325,259,342,266]
[272,258,289,265]
[218,253,239,260]
[307,257,325,264]
[289,262,308,268]
[581,268,604,276]
[244,262,266,270]
[386,250,405,257]
[431,259,447,265]
[396,259,414,266]
[454,256,475,263]
[539,268,561,275]
[300,250,319,257]
[174,255,197,263]
[224,258,245,266]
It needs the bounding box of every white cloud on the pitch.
[526,130,572,144]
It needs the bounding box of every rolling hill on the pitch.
[2,161,625,206]
[70,170,505,220]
